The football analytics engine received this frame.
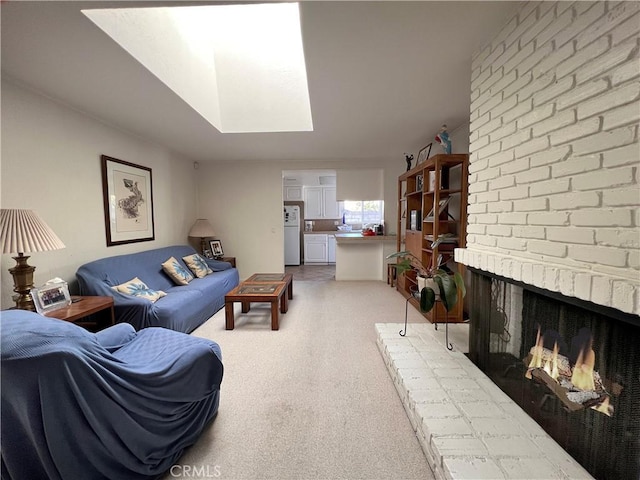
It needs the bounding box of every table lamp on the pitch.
[188,219,216,255]
[1,209,66,310]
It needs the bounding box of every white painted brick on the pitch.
[549,191,601,210]
[552,154,601,178]
[533,76,575,106]
[466,224,486,235]
[469,181,488,194]
[557,37,609,80]
[467,203,487,214]
[530,178,571,197]
[484,43,505,68]
[490,94,518,119]
[505,42,538,75]
[479,67,505,95]
[528,240,567,258]
[576,1,640,50]
[611,58,640,86]
[470,417,525,436]
[490,123,517,144]
[537,8,573,48]
[470,111,491,132]
[502,97,533,124]
[477,142,501,160]
[471,68,492,94]
[443,457,506,480]
[517,103,554,129]
[572,125,636,155]
[529,145,571,167]
[521,6,555,46]
[487,201,513,213]
[492,14,518,49]
[528,212,570,226]
[559,269,575,297]
[518,72,555,102]
[556,78,609,111]
[497,237,527,251]
[512,225,546,239]
[574,273,592,301]
[514,136,550,158]
[596,229,640,248]
[500,157,529,174]
[477,117,502,138]
[572,166,634,191]
[570,208,633,226]
[576,40,637,84]
[549,117,601,146]
[431,437,488,458]
[498,212,528,225]
[489,175,515,190]
[472,44,492,70]
[513,197,548,212]
[533,109,576,137]
[544,266,560,291]
[517,165,551,184]
[547,227,595,245]
[499,457,564,480]
[602,186,640,206]
[554,2,606,48]
[505,6,538,47]
[570,245,628,267]
[591,276,614,307]
[537,41,576,78]
[503,73,533,102]
[470,135,490,152]
[474,213,499,225]
[484,435,543,457]
[578,82,640,120]
[602,102,640,130]
[476,191,500,204]
[486,225,512,237]
[612,280,636,313]
[488,150,515,168]
[602,142,640,167]
[500,185,529,200]
[468,158,489,174]
[629,249,640,271]
[516,44,553,78]
[612,10,640,45]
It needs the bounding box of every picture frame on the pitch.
[203,249,214,259]
[101,155,155,247]
[31,282,71,314]
[424,197,451,222]
[209,239,224,258]
[416,143,432,165]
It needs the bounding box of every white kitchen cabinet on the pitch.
[304,186,339,219]
[328,235,336,263]
[283,185,303,201]
[304,234,328,263]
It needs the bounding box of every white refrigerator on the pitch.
[284,205,301,266]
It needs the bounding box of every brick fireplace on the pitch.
[454,1,639,479]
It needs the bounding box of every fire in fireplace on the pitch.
[467,267,640,480]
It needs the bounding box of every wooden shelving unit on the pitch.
[396,154,469,323]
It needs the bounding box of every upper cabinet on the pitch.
[283,186,303,201]
[304,186,339,219]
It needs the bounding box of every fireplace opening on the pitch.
[467,268,640,480]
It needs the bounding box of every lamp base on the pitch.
[9,253,36,311]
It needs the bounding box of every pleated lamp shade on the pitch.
[188,219,216,238]
[1,209,66,254]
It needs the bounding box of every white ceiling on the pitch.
[1,1,523,163]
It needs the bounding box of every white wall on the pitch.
[196,157,405,280]
[0,79,199,308]
[457,1,640,315]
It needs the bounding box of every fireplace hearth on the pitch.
[467,267,640,480]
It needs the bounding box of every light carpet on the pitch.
[163,280,435,480]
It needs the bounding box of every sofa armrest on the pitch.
[95,323,137,352]
[205,259,233,271]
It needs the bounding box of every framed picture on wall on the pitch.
[101,155,155,246]
[209,240,224,258]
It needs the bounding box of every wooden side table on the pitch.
[219,256,236,268]
[44,295,115,331]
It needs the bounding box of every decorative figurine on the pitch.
[435,124,452,154]
[404,153,414,171]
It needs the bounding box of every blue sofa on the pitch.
[76,245,239,332]
[1,310,223,480]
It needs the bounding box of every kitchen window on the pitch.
[341,200,384,226]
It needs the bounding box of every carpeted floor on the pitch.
[164,280,436,480]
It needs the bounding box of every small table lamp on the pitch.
[188,219,216,255]
[1,209,66,311]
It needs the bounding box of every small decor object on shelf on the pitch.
[209,239,224,258]
[31,281,72,314]
[435,124,452,154]
[416,143,432,165]
[404,153,414,171]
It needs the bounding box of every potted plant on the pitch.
[386,250,466,314]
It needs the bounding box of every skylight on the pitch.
[82,3,313,133]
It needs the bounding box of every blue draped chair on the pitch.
[1,310,223,480]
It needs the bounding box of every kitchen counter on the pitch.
[303,230,340,234]
[334,233,396,242]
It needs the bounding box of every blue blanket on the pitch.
[1,310,223,480]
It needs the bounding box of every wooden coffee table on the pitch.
[245,273,293,300]
[225,281,288,330]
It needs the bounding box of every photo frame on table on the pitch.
[424,197,451,222]
[209,240,224,258]
[203,249,214,259]
[101,155,155,247]
[416,143,432,165]
[31,282,71,314]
